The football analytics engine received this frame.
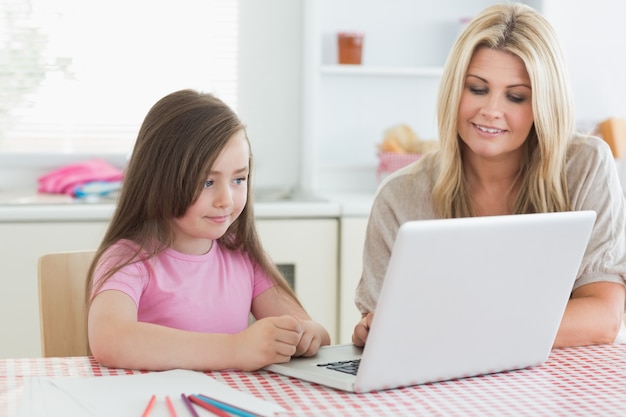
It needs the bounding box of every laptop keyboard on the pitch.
[317,359,361,375]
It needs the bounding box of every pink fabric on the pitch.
[37,159,124,195]
[93,240,275,334]
[376,152,422,182]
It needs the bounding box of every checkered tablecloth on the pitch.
[2,344,626,416]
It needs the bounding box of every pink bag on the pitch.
[37,159,124,196]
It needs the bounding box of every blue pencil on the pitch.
[188,395,230,417]
[194,394,262,417]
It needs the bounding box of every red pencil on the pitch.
[188,394,231,417]
[165,395,178,417]
[141,394,157,417]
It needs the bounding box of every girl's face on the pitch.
[172,130,249,255]
[457,47,534,164]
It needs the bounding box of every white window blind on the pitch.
[0,0,238,154]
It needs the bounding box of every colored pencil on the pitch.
[188,394,231,417]
[141,394,157,417]
[165,395,178,417]
[196,394,262,417]
[180,394,200,417]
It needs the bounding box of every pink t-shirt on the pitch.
[93,240,274,334]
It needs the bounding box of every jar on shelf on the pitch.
[337,32,364,65]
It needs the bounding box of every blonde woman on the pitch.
[353,3,626,348]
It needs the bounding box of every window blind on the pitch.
[0,0,238,154]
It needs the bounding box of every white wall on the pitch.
[544,0,626,129]
[237,0,303,193]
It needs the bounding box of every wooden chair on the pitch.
[38,250,95,357]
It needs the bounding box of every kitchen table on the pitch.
[2,343,625,416]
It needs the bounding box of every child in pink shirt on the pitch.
[87,90,330,371]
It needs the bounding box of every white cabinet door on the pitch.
[256,219,339,343]
[0,222,109,358]
[338,217,368,343]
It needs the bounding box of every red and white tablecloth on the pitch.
[2,344,626,416]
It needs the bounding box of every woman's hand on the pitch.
[352,312,374,347]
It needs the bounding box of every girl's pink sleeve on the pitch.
[252,261,276,298]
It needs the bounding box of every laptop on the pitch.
[264,211,596,393]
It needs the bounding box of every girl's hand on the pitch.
[293,318,329,357]
[233,315,302,371]
[352,312,374,347]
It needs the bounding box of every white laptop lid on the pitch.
[265,211,596,393]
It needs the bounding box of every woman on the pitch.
[353,3,626,348]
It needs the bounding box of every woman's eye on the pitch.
[469,86,487,95]
[508,94,525,103]
[204,180,213,188]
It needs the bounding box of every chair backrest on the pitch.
[38,250,95,357]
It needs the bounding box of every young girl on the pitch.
[87,89,330,371]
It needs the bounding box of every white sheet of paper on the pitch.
[19,376,93,417]
[19,369,285,417]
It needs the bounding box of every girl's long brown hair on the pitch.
[86,89,299,307]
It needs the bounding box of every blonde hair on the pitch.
[433,3,574,218]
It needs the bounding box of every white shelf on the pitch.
[320,65,443,77]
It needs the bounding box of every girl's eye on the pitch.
[234,177,247,185]
[204,180,213,188]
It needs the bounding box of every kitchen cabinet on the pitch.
[338,216,368,343]
[301,0,542,194]
[257,219,339,343]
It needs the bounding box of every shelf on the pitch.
[320,65,443,77]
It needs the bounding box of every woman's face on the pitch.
[457,47,534,164]
[171,130,249,255]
